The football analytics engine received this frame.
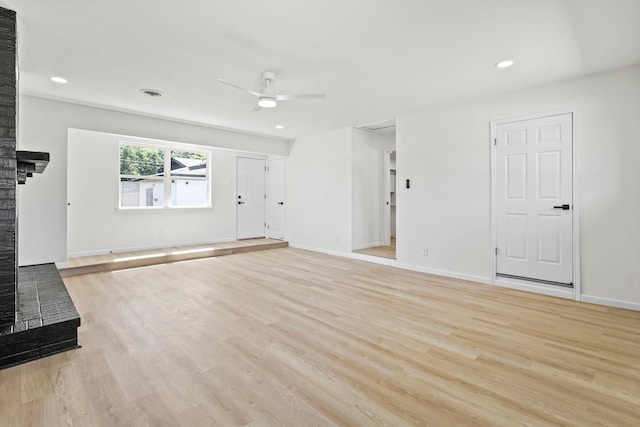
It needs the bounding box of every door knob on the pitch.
[238,201,245,205]
[553,204,571,210]
[277,202,284,205]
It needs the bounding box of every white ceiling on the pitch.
[2,0,639,140]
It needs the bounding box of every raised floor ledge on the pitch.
[58,238,288,277]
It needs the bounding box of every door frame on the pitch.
[490,108,581,301]
[382,150,393,246]
[266,156,286,240]
[235,154,267,240]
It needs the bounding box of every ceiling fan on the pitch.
[216,71,326,111]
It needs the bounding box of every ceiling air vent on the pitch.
[140,89,163,97]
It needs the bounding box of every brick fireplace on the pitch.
[0,6,18,327]
[0,6,80,369]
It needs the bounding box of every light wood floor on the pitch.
[2,248,639,426]
[354,238,396,259]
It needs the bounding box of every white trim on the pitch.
[66,237,235,259]
[395,262,491,285]
[571,111,582,301]
[382,150,392,246]
[491,108,577,126]
[490,108,580,301]
[289,243,492,285]
[489,120,497,287]
[289,243,640,310]
[235,153,268,160]
[581,295,640,312]
[266,156,286,240]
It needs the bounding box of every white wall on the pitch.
[351,128,384,250]
[67,129,243,257]
[397,64,640,305]
[287,64,640,308]
[17,95,289,265]
[286,128,352,252]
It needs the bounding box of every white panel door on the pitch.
[382,151,391,246]
[267,157,285,240]
[496,113,573,285]
[237,157,266,239]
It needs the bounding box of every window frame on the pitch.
[118,142,211,210]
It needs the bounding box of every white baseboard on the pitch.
[393,261,492,285]
[581,295,640,311]
[67,238,236,259]
[288,244,640,311]
[494,278,575,300]
[289,243,491,285]
[289,243,352,258]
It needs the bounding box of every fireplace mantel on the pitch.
[16,150,50,184]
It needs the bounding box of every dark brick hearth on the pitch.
[0,264,80,368]
[0,6,80,369]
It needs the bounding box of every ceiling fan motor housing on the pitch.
[261,71,275,82]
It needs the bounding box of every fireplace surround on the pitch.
[0,6,80,369]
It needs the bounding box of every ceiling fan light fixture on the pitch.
[258,96,277,108]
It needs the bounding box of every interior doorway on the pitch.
[352,120,396,259]
[492,111,578,298]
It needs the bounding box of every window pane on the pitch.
[170,150,207,178]
[171,179,208,207]
[120,145,164,176]
[120,178,165,207]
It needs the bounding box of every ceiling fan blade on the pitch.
[216,78,262,97]
[276,93,326,101]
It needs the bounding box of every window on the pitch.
[169,150,208,207]
[119,143,209,208]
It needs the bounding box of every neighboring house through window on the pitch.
[119,143,209,208]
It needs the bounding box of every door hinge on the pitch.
[495,247,498,255]
[494,138,497,146]
[264,194,266,199]
[264,222,267,227]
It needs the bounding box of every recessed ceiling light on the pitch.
[275,125,284,129]
[140,89,163,97]
[496,60,515,69]
[50,76,67,84]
